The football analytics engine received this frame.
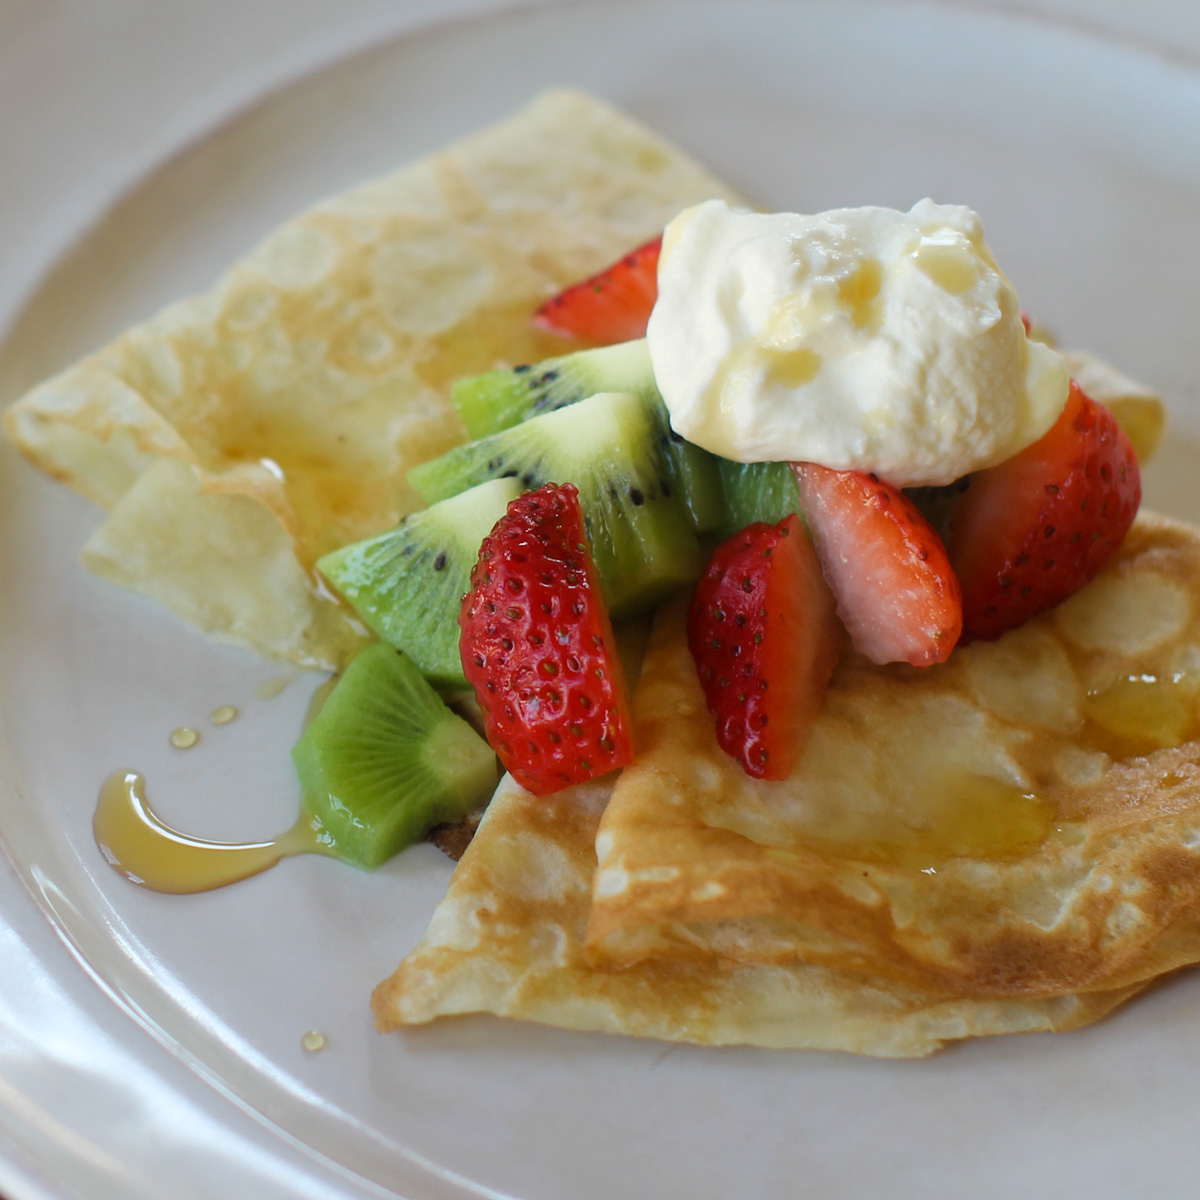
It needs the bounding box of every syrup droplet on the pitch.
[256,675,294,700]
[210,704,239,725]
[94,770,333,894]
[301,1030,327,1053]
[911,234,980,295]
[1051,822,1088,846]
[763,346,821,388]
[169,727,199,750]
[304,676,339,729]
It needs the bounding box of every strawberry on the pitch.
[459,482,634,795]
[687,515,840,780]
[792,464,963,667]
[532,235,661,344]
[949,380,1141,641]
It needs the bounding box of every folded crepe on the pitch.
[585,514,1200,999]
[3,89,741,668]
[375,515,1200,1054]
[374,774,1142,1057]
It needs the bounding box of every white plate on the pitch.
[4,2,1200,1197]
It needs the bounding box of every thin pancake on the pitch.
[585,513,1200,999]
[4,89,741,668]
[374,772,1143,1057]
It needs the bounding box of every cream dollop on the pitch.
[646,199,1069,486]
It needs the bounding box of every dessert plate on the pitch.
[2,1,1200,1197]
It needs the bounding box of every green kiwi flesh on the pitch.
[292,643,497,870]
[450,339,724,533]
[716,464,971,545]
[407,390,704,618]
[656,420,725,534]
[715,459,802,539]
[452,339,658,437]
[317,477,520,689]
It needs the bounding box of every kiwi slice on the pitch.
[292,643,498,870]
[317,477,520,689]
[655,420,725,534]
[716,458,802,538]
[450,339,724,533]
[453,339,658,438]
[408,389,704,618]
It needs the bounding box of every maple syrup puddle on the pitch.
[791,775,1056,873]
[95,770,334,894]
[1081,672,1200,760]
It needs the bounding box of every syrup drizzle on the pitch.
[94,770,332,894]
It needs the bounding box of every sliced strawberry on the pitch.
[687,515,840,780]
[459,482,633,795]
[792,464,963,667]
[949,380,1141,641]
[532,235,661,344]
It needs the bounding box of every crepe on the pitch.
[375,514,1200,1054]
[374,773,1142,1056]
[585,513,1200,1000]
[3,89,740,668]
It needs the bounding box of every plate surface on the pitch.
[3,2,1200,1197]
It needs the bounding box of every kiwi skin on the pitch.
[450,339,724,534]
[292,643,497,870]
[317,477,520,690]
[408,390,704,619]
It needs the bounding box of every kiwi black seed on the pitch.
[450,338,724,534]
[407,389,704,618]
[317,477,520,690]
[291,643,498,870]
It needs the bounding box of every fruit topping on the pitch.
[452,339,660,439]
[532,235,661,344]
[409,389,704,618]
[1060,348,1165,465]
[291,643,498,870]
[792,464,963,667]
[451,339,724,534]
[317,477,521,689]
[459,482,634,795]
[687,515,839,780]
[949,380,1141,641]
[902,480,971,543]
[715,458,802,539]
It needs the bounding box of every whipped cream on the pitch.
[646,199,1069,486]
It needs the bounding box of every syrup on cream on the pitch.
[648,199,1069,484]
